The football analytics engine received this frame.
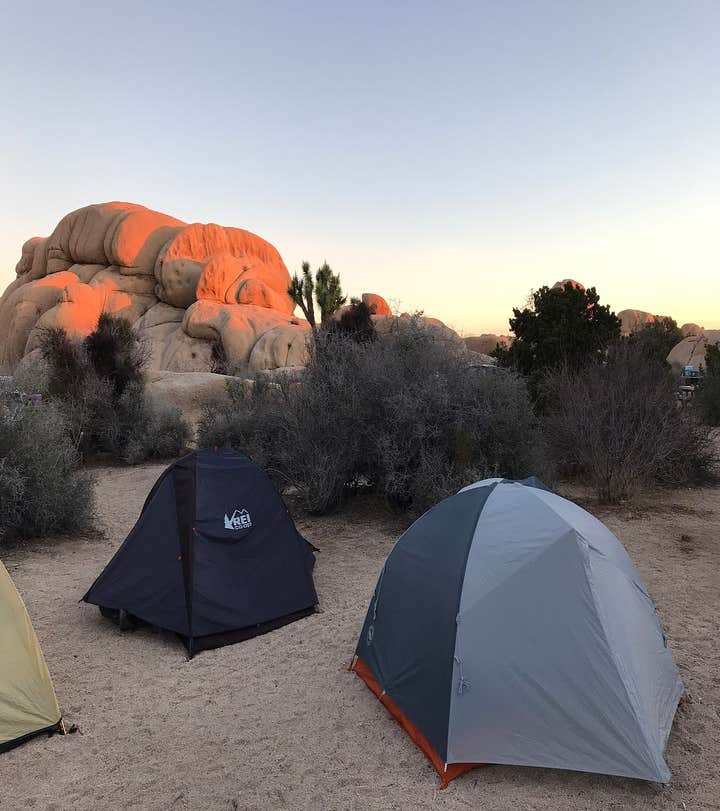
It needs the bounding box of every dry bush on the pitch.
[199,320,545,516]
[122,402,192,465]
[541,343,715,502]
[695,343,720,426]
[36,317,190,463]
[329,299,377,343]
[0,382,94,545]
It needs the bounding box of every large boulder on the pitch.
[361,292,392,316]
[372,312,463,349]
[617,309,673,336]
[0,202,307,374]
[145,370,249,429]
[552,279,585,291]
[667,330,720,374]
[681,322,703,337]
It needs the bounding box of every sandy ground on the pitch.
[1,465,719,811]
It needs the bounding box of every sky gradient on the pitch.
[1,1,718,335]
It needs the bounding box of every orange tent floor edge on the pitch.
[351,657,483,788]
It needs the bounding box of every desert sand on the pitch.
[1,464,718,811]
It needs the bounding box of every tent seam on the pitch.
[576,531,667,780]
[444,481,500,763]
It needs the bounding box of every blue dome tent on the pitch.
[84,449,318,656]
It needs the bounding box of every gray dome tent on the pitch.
[351,478,683,787]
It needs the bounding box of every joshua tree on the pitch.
[288,261,346,328]
[288,262,316,328]
[314,262,346,326]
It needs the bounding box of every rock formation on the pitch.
[552,279,585,291]
[464,334,513,356]
[680,323,703,337]
[666,330,720,373]
[361,292,392,316]
[0,202,310,374]
[617,309,674,336]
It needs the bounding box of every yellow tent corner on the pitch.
[0,560,63,753]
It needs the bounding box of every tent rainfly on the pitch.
[1,560,63,753]
[351,477,684,786]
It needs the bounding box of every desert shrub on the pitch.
[199,320,545,515]
[200,376,282,462]
[541,343,715,502]
[695,343,720,426]
[10,355,52,399]
[0,460,25,538]
[37,316,190,462]
[83,314,147,395]
[0,383,94,545]
[41,326,88,400]
[122,402,192,464]
[330,299,377,343]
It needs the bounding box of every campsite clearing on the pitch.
[0,464,718,810]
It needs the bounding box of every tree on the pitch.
[624,317,683,366]
[495,282,621,379]
[287,261,346,329]
[314,262,346,326]
[288,262,316,328]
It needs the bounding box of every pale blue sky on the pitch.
[1,1,718,334]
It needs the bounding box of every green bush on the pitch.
[494,282,620,401]
[199,320,545,516]
[0,384,94,545]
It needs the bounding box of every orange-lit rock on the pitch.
[0,271,81,366]
[552,279,585,291]
[361,293,392,316]
[156,222,293,312]
[0,202,304,374]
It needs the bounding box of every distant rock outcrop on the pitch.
[464,334,513,355]
[552,279,585,291]
[667,330,720,373]
[616,309,674,336]
[0,202,310,374]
